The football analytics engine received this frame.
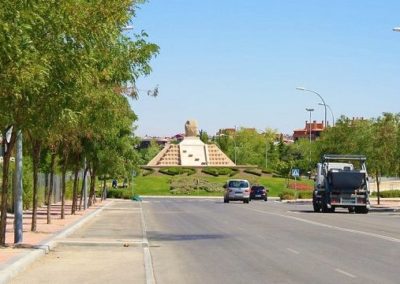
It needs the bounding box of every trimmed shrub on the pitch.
[170,177,224,194]
[261,168,274,174]
[159,167,195,176]
[244,168,262,176]
[229,168,239,177]
[297,190,313,199]
[142,168,155,176]
[201,167,235,177]
[107,188,132,199]
[279,190,296,200]
[371,190,400,198]
[287,182,313,191]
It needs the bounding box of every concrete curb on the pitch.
[0,201,114,284]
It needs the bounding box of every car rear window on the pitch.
[252,186,264,190]
[228,180,249,188]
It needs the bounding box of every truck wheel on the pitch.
[355,206,368,214]
[313,202,320,212]
[322,202,330,213]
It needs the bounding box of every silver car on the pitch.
[224,179,251,204]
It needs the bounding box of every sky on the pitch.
[128,0,400,137]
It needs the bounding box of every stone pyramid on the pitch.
[147,120,235,167]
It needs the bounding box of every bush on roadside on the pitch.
[141,168,155,176]
[261,168,274,174]
[279,189,296,200]
[202,167,236,177]
[159,167,195,176]
[170,177,224,194]
[297,190,313,199]
[244,168,262,176]
[371,190,400,198]
[107,188,132,199]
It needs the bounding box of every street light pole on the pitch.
[306,108,314,169]
[234,125,237,165]
[318,103,335,126]
[296,87,328,128]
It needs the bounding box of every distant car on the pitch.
[250,185,268,201]
[224,179,251,204]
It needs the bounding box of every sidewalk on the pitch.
[0,200,111,283]
[5,199,148,284]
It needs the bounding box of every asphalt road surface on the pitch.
[143,198,400,284]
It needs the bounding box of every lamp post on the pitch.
[318,103,335,126]
[306,108,314,169]
[297,87,328,128]
[234,125,237,165]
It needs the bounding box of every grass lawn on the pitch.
[133,176,171,195]
[133,173,313,197]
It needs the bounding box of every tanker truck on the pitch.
[313,154,370,214]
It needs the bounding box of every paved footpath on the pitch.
[0,199,149,284]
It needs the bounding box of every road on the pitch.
[143,198,400,284]
[10,198,400,284]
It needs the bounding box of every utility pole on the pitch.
[83,157,87,210]
[234,125,237,165]
[306,108,314,169]
[14,131,23,244]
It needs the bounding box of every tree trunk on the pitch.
[88,167,97,207]
[0,128,17,246]
[47,154,56,224]
[375,169,380,205]
[44,173,49,205]
[31,140,42,232]
[79,166,88,211]
[61,154,69,219]
[71,168,79,215]
[101,177,107,201]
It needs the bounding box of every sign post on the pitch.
[291,168,300,198]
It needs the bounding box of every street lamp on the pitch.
[318,103,335,126]
[296,87,328,128]
[393,27,400,32]
[306,108,314,169]
[122,25,134,31]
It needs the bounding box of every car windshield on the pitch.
[229,181,249,188]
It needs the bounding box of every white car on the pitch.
[224,179,251,204]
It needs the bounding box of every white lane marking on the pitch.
[286,248,300,254]
[140,202,156,284]
[335,268,356,278]
[243,207,400,244]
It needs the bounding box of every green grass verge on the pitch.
[133,174,314,197]
[133,176,171,195]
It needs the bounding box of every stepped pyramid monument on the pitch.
[147,120,235,167]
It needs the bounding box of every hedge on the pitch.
[107,188,132,199]
[244,168,262,176]
[371,190,400,198]
[201,167,236,177]
[159,167,196,176]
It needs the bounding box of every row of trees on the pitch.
[211,113,400,187]
[0,1,158,245]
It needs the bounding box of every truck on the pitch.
[313,154,370,214]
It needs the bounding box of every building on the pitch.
[293,120,325,141]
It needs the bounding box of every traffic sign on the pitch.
[291,168,300,177]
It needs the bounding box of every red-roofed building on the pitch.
[293,120,325,141]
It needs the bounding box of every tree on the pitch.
[369,113,399,204]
